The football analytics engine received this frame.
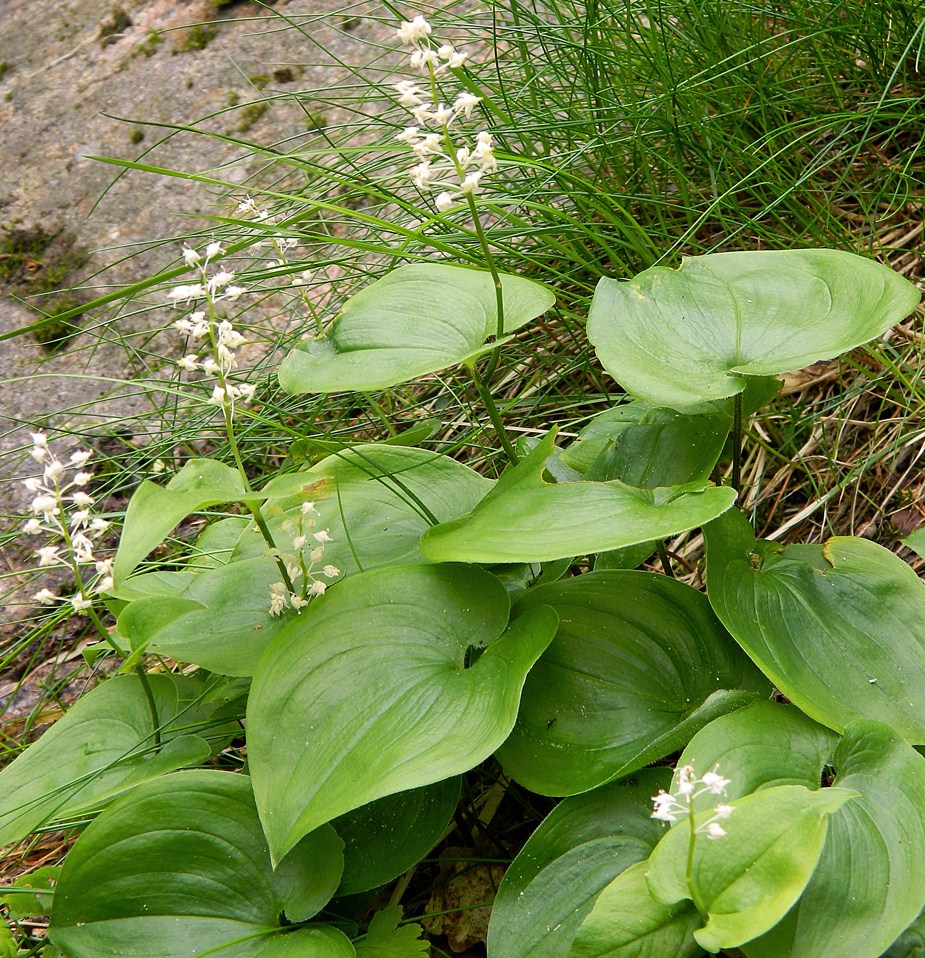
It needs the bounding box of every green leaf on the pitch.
[0,674,213,847]
[883,909,925,957]
[569,861,704,958]
[0,867,60,920]
[589,249,920,407]
[496,571,767,795]
[903,528,925,560]
[334,778,460,894]
[420,432,737,564]
[248,445,493,575]
[488,769,670,958]
[49,771,348,958]
[286,419,441,466]
[355,907,428,958]
[118,557,293,676]
[248,563,557,864]
[278,263,555,393]
[742,721,925,958]
[705,508,925,739]
[648,784,855,952]
[113,458,257,586]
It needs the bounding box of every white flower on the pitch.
[96,575,114,594]
[30,432,48,449]
[70,594,92,613]
[204,241,224,260]
[182,246,201,266]
[23,518,43,534]
[223,285,247,302]
[651,791,678,822]
[676,765,696,797]
[207,270,235,293]
[454,92,481,118]
[433,103,454,126]
[313,529,333,543]
[290,594,309,610]
[236,383,257,404]
[410,48,440,71]
[37,546,60,567]
[166,284,205,304]
[323,565,341,578]
[292,535,307,550]
[71,491,94,507]
[69,450,92,467]
[395,80,425,106]
[43,461,66,483]
[268,582,288,616]
[73,471,93,487]
[714,804,734,819]
[460,170,483,194]
[178,354,199,372]
[34,588,57,605]
[410,160,438,189]
[208,386,228,407]
[89,517,109,534]
[705,822,727,839]
[702,770,731,795]
[435,191,455,212]
[397,15,432,47]
[308,579,327,596]
[301,502,317,515]
[24,477,42,493]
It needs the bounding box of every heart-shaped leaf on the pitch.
[420,432,737,564]
[648,784,856,952]
[705,508,925,739]
[278,263,555,393]
[117,557,292,676]
[247,444,494,575]
[248,563,557,864]
[334,778,461,894]
[742,721,925,958]
[488,769,670,958]
[675,703,925,958]
[496,571,767,795]
[589,249,920,408]
[569,860,704,958]
[113,458,258,586]
[49,771,350,958]
[0,673,216,847]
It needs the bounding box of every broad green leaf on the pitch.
[113,458,256,586]
[488,769,670,958]
[334,778,461,894]
[569,861,703,958]
[903,528,925,560]
[648,784,855,952]
[562,402,729,489]
[238,445,494,575]
[743,722,925,958]
[496,572,767,795]
[248,563,557,864]
[355,907,428,958]
[705,508,925,739]
[49,771,347,958]
[420,432,737,564]
[117,557,292,676]
[278,263,555,393]
[671,700,839,807]
[589,249,920,407]
[0,674,213,847]
[884,909,925,957]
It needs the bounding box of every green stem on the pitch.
[656,541,675,578]
[731,391,743,497]
[686,800,697,896]
[469,363,519,465]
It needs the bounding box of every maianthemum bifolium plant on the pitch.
[3,6,925,958]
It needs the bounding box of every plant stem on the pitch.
[469,362,519,465]
[731,391,743,496]
[656,541,675,578]
[686,800,698,897]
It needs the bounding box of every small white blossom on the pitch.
[702,771,732,794]
[178,354,200,372]
[705,822,727,839]
[435,191,455,212]
[454,91,481,118]
[23,518,43,535]
[207,386,228,407]
[204,241,224,260]
[73,471,93,487]
[182,246,201,267]
[71,594,92,613]
[69,450,92,467]
[167,284,206,304]
[37,545,60,567]
[308,580,327,597]
[397,15,432,47]
[323,565,341,578]
[313,529,333,543]
[34,588,57,605]
[268,582,289,616]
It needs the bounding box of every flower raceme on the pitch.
[652,764,734,838]
[22,433,111,613]
[394,16,497,212]
[167,242,255,409]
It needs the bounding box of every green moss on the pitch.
[236,102,267,134]
[0,62,11,82]
[272,67,294,84]
[0,225,90,349]
[128,127,144,145]
[98,6,132,47]
[248,73,269,90]
[174,23,218,54]
[136,29,163,58]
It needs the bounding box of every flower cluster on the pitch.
[22,433,111,613]
[652,764,734,839]
[394,16,497,212]
[267,502,341,616]
[167,243,256,409]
